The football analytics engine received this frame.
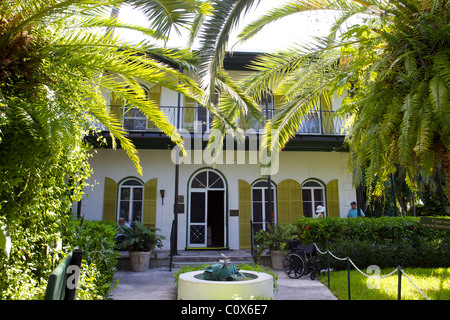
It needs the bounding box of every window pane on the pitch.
[304,181,322,188]
[265,202,274,223]
[123,179,142,186]
[303,202,312,218]
[264,188,274,201]
[133,188,143,200]
[302,189,311,201]
[254,181,268,188]
[132,201,142,222]
[253,222,263,234]
[190,192,205,223]
[252,202,263,223]
[121,188,130,200]
[119,201,130,221]
[314,189,323,202]
[252,189,262,201]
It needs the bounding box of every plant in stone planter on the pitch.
[254,224,297,270]
[117,222,165,271]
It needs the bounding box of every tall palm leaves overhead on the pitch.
[1,0,206,174]
[196,0,449,203]
[126,0,205,44]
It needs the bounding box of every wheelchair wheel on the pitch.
[283,253,306,279]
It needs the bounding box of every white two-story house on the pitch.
[79,51,359,251]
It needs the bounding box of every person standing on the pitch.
[314,205,325,218]
[347,201,365,218]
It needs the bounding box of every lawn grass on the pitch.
[318,268,450,300]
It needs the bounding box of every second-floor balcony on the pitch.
[104,105,347,136]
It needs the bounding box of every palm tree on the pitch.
[0,0,208,175]
[194,0,450,207]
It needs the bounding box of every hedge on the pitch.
[294,217,450,270]
[62,216,121,300]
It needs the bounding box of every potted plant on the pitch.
[254,224,297,270]
[117,221,165,272]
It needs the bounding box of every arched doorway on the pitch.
[188,169,227,248]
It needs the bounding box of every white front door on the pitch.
[188,170,226,248]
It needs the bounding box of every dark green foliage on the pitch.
[116,222,165,252]
[62,217,121,300]
[294,217,450,270]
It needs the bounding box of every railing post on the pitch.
[327,251,330,288]
[398,266,402,300]
[347,257,351,300]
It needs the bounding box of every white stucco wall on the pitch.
[78,146,356,250]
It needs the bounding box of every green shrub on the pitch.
[62,216,121,299]
[293,217,449,270]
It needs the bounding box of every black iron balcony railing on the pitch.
[99,105,346,136]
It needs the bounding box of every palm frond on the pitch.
[196,0,261,102]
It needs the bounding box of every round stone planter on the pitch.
[129,251,151,272]
[178,270,273,300]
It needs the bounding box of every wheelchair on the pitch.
[283,240,322,280]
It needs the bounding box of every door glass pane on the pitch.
[190,225,205,244]
[192,171,207,188]
[208,172,224,188]
[190,192,205,223]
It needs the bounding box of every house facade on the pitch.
[79,52,358,251]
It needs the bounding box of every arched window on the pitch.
[118,178,144,223]
[252,180,277,233]
[302,180,325,217]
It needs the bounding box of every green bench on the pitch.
[44,248,83,300]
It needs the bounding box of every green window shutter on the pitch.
[183,96,196,131]
[102,177,117,222]
[277,179,302,225]
[143,178,157,228]
[326,179,340,217]
[109,92,124,125]
[147,85,162,130]
[238,179,252,249]
[321,94,334,134]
